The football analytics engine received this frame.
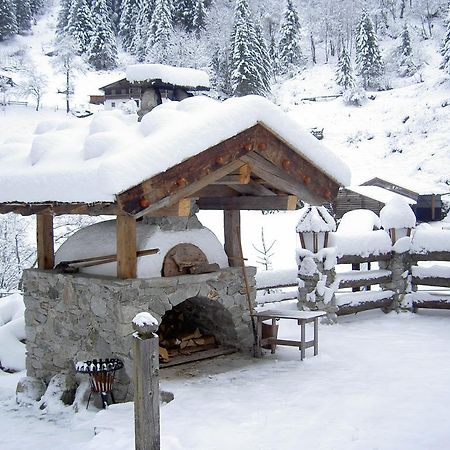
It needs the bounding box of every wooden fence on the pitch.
[256,250,450,315]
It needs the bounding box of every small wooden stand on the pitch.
[253,310,326,360]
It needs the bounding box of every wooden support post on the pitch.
[224,210,242,267]
[300,321,306,361]
[117,213,137,279]
[132,316,160,450]
[314,317,319,356]
[36,214,54,270]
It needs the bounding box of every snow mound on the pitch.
[380,197,416,229]
[337,209,381,233]
[296,205,336,232]
[0,294,26,372]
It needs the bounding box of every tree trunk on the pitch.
[310,32,316,64]
[66,70,70,113]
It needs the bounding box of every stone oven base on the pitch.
[22,267,256,402]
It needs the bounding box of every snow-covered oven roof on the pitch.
[0,95,350,216]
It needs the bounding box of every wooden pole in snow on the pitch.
[132,313,160,450]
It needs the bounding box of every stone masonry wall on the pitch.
[22,267,256,401]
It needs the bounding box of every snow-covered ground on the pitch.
[2,306,450,449]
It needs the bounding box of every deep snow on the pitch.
[2,308,450,449]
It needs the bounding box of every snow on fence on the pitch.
[256,227,450,316]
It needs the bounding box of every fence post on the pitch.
[132,313,160,450]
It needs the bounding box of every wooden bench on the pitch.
[253,310,327,360]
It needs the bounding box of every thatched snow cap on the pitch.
[296,205,336,233]
[380,197,416,229]
[126,63,210,88]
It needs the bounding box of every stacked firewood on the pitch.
[158,310,217,363]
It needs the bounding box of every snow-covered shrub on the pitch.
[0,293,26,373]
[343,86,367,106]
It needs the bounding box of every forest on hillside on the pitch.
[1,0,450,99]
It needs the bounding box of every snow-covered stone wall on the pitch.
[22,267,256,401]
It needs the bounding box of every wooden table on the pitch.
[252,310,327,360]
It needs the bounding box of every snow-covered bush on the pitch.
[343,86,367,106]
[0,293,26,373]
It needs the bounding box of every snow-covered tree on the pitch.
[0,215,35,293]
[229,0,268,96]
[56,0,71,36]
[398,24,417,76]
[88,0,118,69]
[278,0,303,74]
[20,67,48,111]
[16,0,33,33]
[129,0,154,58]
[147,0,173,50]
[441,9,450,74]
[53,36,86,113]
[119,0,139,50]
[173,0,195,30]
[355,11,384,89]
[336,45,354,90]
[67,0,94,54]
[30,0,45,17]
[254,21,272,93]
[0,0,18,41]
[192,0,207,37]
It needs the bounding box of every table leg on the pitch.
[314,317,319,356]
[270,318,277,354]
[300,320,306,361]
[255,317,262,357]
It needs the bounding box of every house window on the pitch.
[111,102,116,108]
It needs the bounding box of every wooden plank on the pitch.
[116,214,137,279]
[160,346,237,368]
[337,253,392,265]
[37,214,54,270]
[338,275,392,289]
[224,210,241,267]
[197,195,298,211]
[337,297,394,316]
[412,277,450,288]
[411,251,450,262]
[0,202,117,216]
[144,199,192,217]
[213,164,251,185]
[229,181,277,196]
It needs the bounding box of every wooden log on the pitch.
[338,275,392,289]
[196,195,298,211]
[117,214,137,279]
[412,277,450,288]
[36,214,54,270]
[132,319,160,450]
[224,210,241,267]
[337,297,394,316]
[411,251,450,262]
[337,253,392,265]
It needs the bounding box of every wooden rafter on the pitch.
[0,202,117,216]
[197,195,297,211]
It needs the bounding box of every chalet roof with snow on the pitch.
[0,95,350,217]
[99,64,211,93]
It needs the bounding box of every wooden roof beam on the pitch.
[197,195,298,211]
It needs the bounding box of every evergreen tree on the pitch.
[192,0,207,37]
[16,0,32,33]
[441,10,450,74]
[67,0,94,54]
[30,0,45,17]
[0,0,18,41]
[229,0,267,96]
[277,0,303,74]
[130,0,155,57]
[254,21,272,93]
[398,24,416,77]
[119,0,138,50]
[88,0,118,69]
[173,0,194,30]
[336,45,354,90]
[355,11,384,89]
[147,0,173,53]
[56,0,71,35]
